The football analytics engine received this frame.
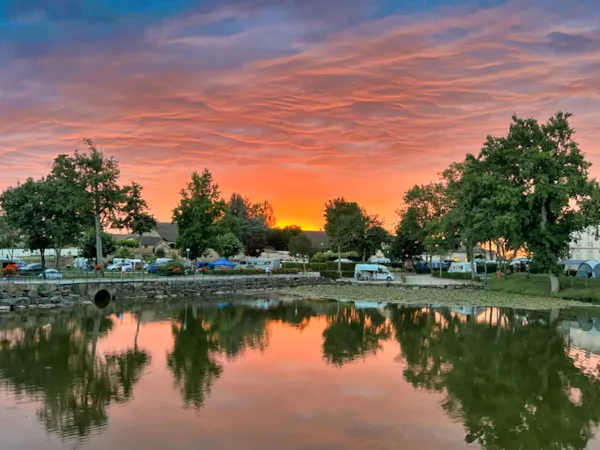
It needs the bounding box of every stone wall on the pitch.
[0,276,330,312]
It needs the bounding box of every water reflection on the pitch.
[389,306,600,449]
[1,300,600,449]
[0,311,150,441]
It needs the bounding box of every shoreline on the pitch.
[277,284,600,310]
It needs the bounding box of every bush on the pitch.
[432,272,481,281]
[476,263,498,273]
[320,270,354,279]
[160,260,185,276]
[155,248,166,258]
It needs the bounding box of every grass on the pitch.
[487,273,600,303]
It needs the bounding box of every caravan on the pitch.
[240,258,281,272]
[354,264,395,281]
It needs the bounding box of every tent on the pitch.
[560,259,586,272]
[576,260,600,278]
[333,258,353,263]
[208,258,237,270]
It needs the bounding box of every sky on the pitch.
[1,0,599,230]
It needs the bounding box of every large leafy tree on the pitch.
[390,207,425,263]
[222,193,274,257]
[267,225,302,250]
[51,139,124,265]
[172,169,226,259]
[472,113,600,292]
[119,182,157,257]
[324,198,367,253]
[1,178,55,268]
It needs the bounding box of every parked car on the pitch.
[18,263,43,274]
[106,262,132,272]
[147,263,159,273]
[39,269,63,280]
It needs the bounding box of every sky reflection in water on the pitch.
[0,299,600,450]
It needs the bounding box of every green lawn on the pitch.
[487,273,600,303]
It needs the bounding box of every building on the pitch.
[570,227,600,261]
[113,222,180,255]
[303,231,330,250]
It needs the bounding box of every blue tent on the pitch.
[208,258,237,269]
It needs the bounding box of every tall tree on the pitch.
[80,231,117,261]
[472,113,600,292]
[51,139,123,265]
[120,182,157,257]
[222,193,273,257]
[323,197,368,253]
[0,178,55,268]
[172,169,226,259]
[288,233,314,270]
[390,207,425,263]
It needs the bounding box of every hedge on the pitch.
[283,262,357,272]
[432,272,481,281]
[320,270,355,279]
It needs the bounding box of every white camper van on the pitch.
[241,258,281,271]
[354,264,395,281]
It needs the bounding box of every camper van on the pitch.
[448,262,472,273]
[354,264,395,281]
[240,258,281,272]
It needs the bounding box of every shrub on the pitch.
[155,248,166,258]
[320,270,354,279]
[161,260,185,276]
[432,272,481,281]
[95,264,103,271]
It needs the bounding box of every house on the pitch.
[570,227,600,261]
[113,222,180,255]
[304,231,330,250]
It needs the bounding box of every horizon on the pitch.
[2,0,599,230]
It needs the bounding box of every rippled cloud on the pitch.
[1,0,599,228]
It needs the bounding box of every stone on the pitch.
[28,290,39,299]
[0,298,17,306]
[50,296,63,304]
[38,304,56,309]
[0,306,10,313]
[28,305,38,309]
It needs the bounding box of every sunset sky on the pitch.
[1,0,599,230]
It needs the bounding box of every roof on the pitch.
[112,233,128,241]
[156,222,179,243]
[303,231,330,249]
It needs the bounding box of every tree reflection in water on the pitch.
[389,306,600,450]
[0,311,151,442]
[322,302,391,367]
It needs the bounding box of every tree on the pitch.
[214,232,243,259]
[155,248,166,258]
[288,233,314,266]
[120,182,157,257]
[222,193,274,257]
[0,211,20,259]
[323,198,368,253]
[472,113,600,292]
[390,207,425,263]
[51,139,124,265]
[362,221,392,260]
[0,178,55,268]
[172,169,226,259]
[80,231,117,261]
[267,225,302,250]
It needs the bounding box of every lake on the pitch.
[1,298,600,449]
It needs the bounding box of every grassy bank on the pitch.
[281,284,598,310]
[486,274,600,302]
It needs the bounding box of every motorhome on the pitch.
[354,264,395,281]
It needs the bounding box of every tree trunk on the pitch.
[469,243,475,281]
[40,248,46,270]
[439,256,443,278]
[541,200,559,293]
[139,234,143,259]
[54,247,61,269]
[94,213,103,266]
[337,246,342,277]
[549,271,560,293]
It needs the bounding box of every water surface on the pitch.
[1,299,600,449]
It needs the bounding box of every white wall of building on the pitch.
[570,227,600,261]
